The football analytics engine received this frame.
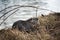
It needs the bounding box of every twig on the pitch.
[0,9,19,25]
[0,5,38,19]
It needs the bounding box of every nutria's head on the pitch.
[27,18,38,25]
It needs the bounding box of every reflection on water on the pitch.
[0,0,49,29]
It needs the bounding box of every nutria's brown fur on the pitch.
[12,18,38,32]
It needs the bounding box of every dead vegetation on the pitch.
[0,12,60,40]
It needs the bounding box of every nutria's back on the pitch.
[12,19,37,33]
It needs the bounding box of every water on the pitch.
[0,0,59,29]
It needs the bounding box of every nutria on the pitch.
[12,18,38,32]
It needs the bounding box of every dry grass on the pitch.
[0,29,41,40]
[0,13,60,40]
